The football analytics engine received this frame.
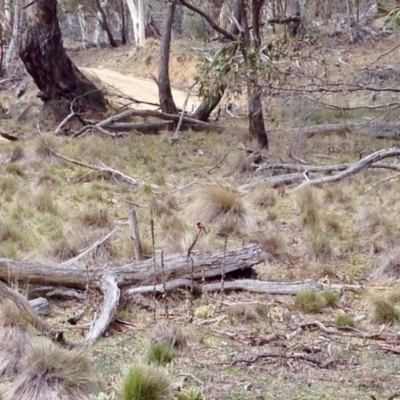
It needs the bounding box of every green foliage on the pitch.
[146,343,175,366]
[120,363,171,400]
[175,387,203,400]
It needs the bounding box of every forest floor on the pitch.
[2,34,400,399]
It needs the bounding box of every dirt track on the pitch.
[81,67,199,111]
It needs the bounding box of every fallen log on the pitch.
[267,122,400,139]
[73,109,223,137]
[0,244,264,290]
[0,244,264,347]
[127,279,325,296]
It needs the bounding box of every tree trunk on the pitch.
[241,0,268,148]
[158,0,177,114]
[119,0,127,44]
[18,0,108,122]
[95,0,118,47]
[287,0,305,37]
[5,0,23,73]
[193,0,243,122]
[125,0,139,44]
[138,0,146,46]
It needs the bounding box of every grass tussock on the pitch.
[32,187,59,214]
[0,300,30,377]
[185,184,256,233]
[120,362,171,400]
[50,235,81,262]
[335,314,355,328]
[150,325,188,350]
[4,337,102,400]
[372,298,400,324]
[5,163,24,176]
[372,248,400,279]
[175,387,203,400]
[146,343,175,366]
[249,231,288,261]
[320,290,341,307]
[9,145,25,163]
[80,207,111,228]
[251,186,278,208]
[294,289,326,314]
[34,134,58,159]
[226,303,269,323]
[0,219,22,243]
[150,194,179,217]
[160,214,217,253]
[294,187,343,260]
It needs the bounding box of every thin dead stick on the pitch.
[128,209,144,261]
[151,215,157,322]
[364,172,400,193]
[219,235,228,308]
[48,146,159,189]
[0,280,74,347]
[207,149,234,174]
[62,228,117,267]
[290,148,400,193]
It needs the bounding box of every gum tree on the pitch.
[18,0,107,121]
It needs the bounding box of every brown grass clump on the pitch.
[371,248,400,279]
[34,135,58,159]
[150,325,188,351]
[0,219,21,243]
[372,298,400,324]
[294,187,342,260]
[160,214,216,253]
[80,207,110,228]
[32,187,59,214]
[4,337,102,400]
[249,231,288,261]
[251,186,277,208]
[150,194,179,217]
[185,184,256,233]
[226,303,269,323]
[9,145,25,163]
[5,163,24,176]
[0,300,30,378]
[50,235,81,262]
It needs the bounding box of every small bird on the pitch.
[196,222,207,233]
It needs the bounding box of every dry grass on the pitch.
[0,300,30,378]
[3,39,400,398]
[149,325,188,350]
[185,183,256,234]
[4,337,101,400]
[226,302,269,323]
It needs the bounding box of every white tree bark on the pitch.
[125,0,139,44]
[5,1,24,72]
[4,0,11,21]
[77,4,89,49]
[137,0,146,46]
[93,0,108,46]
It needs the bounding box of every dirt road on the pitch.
[81,67,199,111]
